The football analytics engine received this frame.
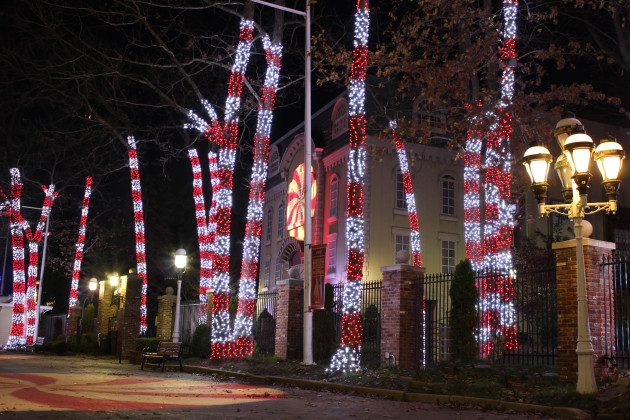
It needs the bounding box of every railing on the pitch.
[602,253,630,369]
[253,291,278,353]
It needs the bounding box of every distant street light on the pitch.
[522,114,625,394]
[173,249,187,343]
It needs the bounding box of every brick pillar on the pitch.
[380,264,424,369]
[156,293,176,341]
[274,278,304,360]
[97,280,113,336]
[67,306,82,337]
[553,237,615,383]
[120,275,142,358]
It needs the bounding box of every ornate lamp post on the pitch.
[522,115,625,394]
[173,249,187,343]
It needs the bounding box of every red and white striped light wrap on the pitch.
[232,35,283,358]
[127,136,148,335]
[67,176,93,316]
[463,103,484,272]
[5,169,26,349]
[478,0,518,356]
[184,18,254,359]
[23,185,56,345]
[328,0,369,374]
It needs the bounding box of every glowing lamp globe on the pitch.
[523,142,552,206]
[594,136,625,204]
[89,278,98,291]
[564,132,595,195]
[174,248,187,271]
[109,273,119,287]
[553,114,584,149]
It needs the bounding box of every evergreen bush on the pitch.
[81,304,95,333]
[67,334,81,353]
[135,337,161,352]
[449,259,478,362]
[191,324,211,358]
[81,332,98,353]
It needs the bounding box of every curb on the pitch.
[183,365,591,419]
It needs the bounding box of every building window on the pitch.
[395,171,406,209]
[275,257,282,281]
[441,175,455,216]
[266,208,273,242]
[277,202,284,238]
[263,259,270,287]
[332,99,348,139]
[441,240,456,273]
[327,236,337,274]
[329,176,339,219]
[394,234,410,254]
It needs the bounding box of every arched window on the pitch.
[329,175,339,219]
[277,202,284,238]
[331,99,348,139]
[266,207,273,242]
[441,174,455,216]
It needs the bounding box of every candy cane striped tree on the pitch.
[127,136,149,335]
[184,18,255,359]
[67,176,93,316]
[328,0,370,374]
[232,35,283,357]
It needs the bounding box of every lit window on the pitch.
[332,99,348,139]
[277,202,284,238]
[394,234,410,254]
[327,237,336,274]
[441,240,456,273]
[275,257,282,281]
[266,208,273,242]
[395,171,406,209]
[441,175,455,216]
[329,176,339,218]
[268,148,279,175]
[263,259,270,287]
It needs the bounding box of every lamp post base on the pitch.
[576,348,597,394]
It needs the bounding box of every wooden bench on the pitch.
[25,337,45,353]
[141,342,183,372]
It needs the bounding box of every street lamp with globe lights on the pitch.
[173,249,187,343]
[522,115,625,394]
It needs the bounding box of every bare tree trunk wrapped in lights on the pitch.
[127,136,149,335]
[185,18,255,359]
[67,176,93,316]
[232,35,283,358]
[328,0,370,374]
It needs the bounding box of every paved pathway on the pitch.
[0,353,561,419]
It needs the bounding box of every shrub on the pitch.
[191,324,212,358]
[81,332,98,353]
[67,335,81,353]
[82,304,95,333]
[136,337,161,352]
[449,259,478,362]
[51,335,67,355]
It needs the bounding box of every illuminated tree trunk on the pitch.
[328,0,369,374]
[232,35,283,358]
[67,176,93,315]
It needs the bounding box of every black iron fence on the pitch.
[602,253,630,369]
[253,290,278,353]
[417,267,557,367]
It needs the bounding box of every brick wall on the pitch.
[67,306,82,337]
[156,294,176,341]
[274,278,304,359]
[553,238,615,382]
[380,264,424,368]
[97,281,116,336]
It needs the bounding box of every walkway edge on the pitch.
[183,365,591,419]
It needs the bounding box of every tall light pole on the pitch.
[250,0,314,365]
[522,114,625,394]
[173,249,187,343]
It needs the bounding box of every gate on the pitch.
[602,253,630,369]
[253,291,277,353]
